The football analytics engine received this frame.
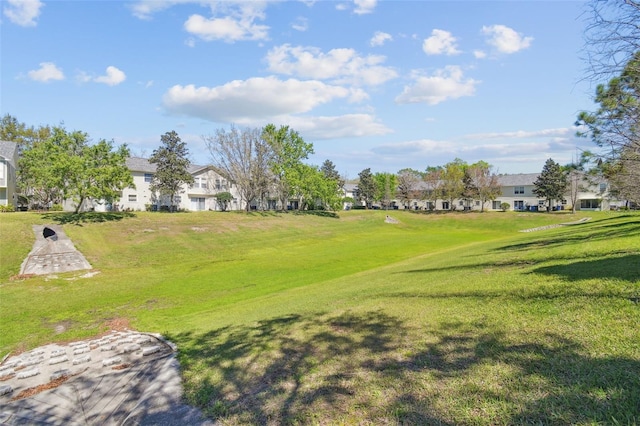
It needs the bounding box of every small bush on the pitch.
[51,204,64,211]
[0,204,15,212]
[500,202,510,212]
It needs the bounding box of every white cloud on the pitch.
[395,66,479,105]
[370,31,392,47]
[284,114,392,139]
[353,0,377,15]
[482,24,533,54]
[291,16,308,32]
[27,62,64,82]
[162,77,361,123]
[473,50,487,59]
[162,77,391,140]
[184,13,269,42]
[130,0,192,20]
[369,127,591,172]
[94,66,127,86]
[184,2,269,42]
[266,44,397,86]
[422,29,460,56]
[3,0,43,27]
[464,128,572,140]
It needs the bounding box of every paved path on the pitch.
[0,330,214,425]
[20,225,92,276]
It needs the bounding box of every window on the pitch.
[492,200,501,210]
[194,177,208,189]
[514,200,524,210]
[561,199,567,205]
[514,186,524,194]
[442,201,450,210]
[580,199,601,209]
[475,200,480,206]
[538,200,546,206]
[599,183,607,193]
[128,194,137,202]
[144,173,153,183]
[191,197,205,211]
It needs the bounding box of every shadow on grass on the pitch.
[291,210,340,219]
[401,250,639,280]
[533,253,640,283]
[169,311,640,424]
[42,211,136,225]
[496,217,640,253]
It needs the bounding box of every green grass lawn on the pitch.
[1,209,639,424]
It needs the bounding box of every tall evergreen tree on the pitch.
[357,168,376,209]
[533,158,568,212]
[461,169,479,210]
[149,131,194,209]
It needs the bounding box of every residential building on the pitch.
[115,157,245,212]
[0,141,18,207]
[347,172,622,212]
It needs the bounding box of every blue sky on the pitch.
[2,0,598,179]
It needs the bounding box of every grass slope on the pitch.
[1,210,638,424]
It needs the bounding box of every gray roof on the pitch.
[0,141,18,166]
[343,183,358,191]
[496,173,539,186]
[126,157,207,174]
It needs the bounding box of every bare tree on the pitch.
[579,1,640,205]
[204,126,264,212]
[469,161,501,212]
[423,167,442,211]
[396,168,423,210]
[582,0,640,81]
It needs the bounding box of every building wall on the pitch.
[117,167,245,212]
[0,151,18,207]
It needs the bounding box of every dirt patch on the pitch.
[11,375,70,401]
[50,319,76,335]
[112,363,132,370]
[9,274,36,281]
[104,317,132,332]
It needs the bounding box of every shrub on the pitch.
[0,204,15,212]
[500,202,510,212]
[51,204,63,211]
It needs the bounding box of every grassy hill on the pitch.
[1,209,638,424]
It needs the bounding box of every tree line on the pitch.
[0,113,630,215]
[353,159,502,212]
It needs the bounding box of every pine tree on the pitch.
[149,131,194,210]
[533,158,568,212]
[357,168,376,209]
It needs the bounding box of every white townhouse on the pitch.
[347,172,623,212]
[492,173,621,212]
[0,141,18,208]
[494,173,546,212]
[114,157,245,212]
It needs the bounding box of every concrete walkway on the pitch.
[19,225,92,276]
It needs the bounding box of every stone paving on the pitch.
[0,330,213,425]
[20,225,92,276]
